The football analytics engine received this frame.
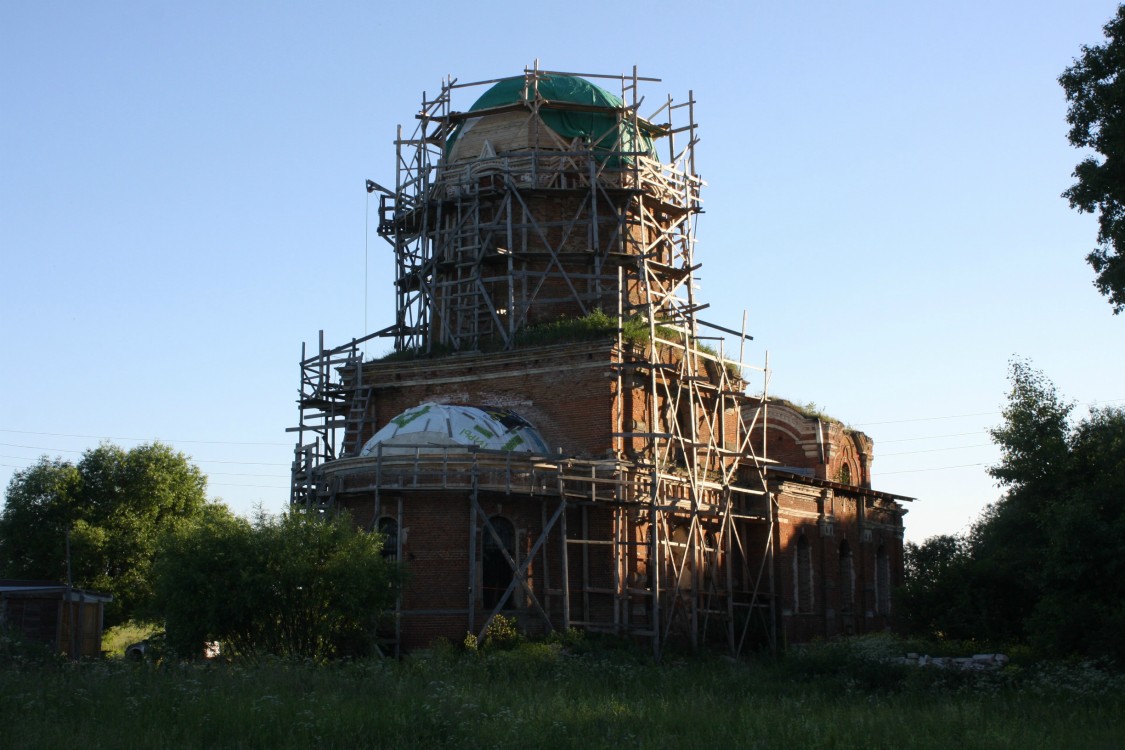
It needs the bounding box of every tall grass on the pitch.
[1,634,1121,749]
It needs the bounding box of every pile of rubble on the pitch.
[896,652,1010,671]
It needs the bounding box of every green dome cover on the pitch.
[446,74,654,162]
[467,74,623,114]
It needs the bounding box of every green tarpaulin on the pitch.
[445,74,655,163]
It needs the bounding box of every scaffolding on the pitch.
[292,65,776,656]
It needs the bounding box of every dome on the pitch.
[359,402,550,456]
[445,74,654,164]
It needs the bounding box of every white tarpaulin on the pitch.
[359,402,550,456]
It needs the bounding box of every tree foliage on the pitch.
[988,359,1073,491]
[0,442,209,625]
[899,360,1125,662]
[897,535,974,639]
[1061,4,1125,314]
[152,510,397,660]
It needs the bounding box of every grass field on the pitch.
[2,633,1122,749]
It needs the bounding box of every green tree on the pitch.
[152,510,397,660]
[1026,405,1125,661]
[988,358,1073,491]
[1061,4,1125,314]
[0,442,209,625]
[899,361,1125,661]
[956,359,1078,642]
[898,535,974,640]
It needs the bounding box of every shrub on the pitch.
[152,509,398,660]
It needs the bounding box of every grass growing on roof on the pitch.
[373,311,676,361]
[371,312,743,382]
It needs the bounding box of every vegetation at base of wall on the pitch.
[462,613,522,652]
[151,509,398,661]
[0,625,61,670]
[1,635,1122,749]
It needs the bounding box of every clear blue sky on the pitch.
[2,1,1122,543]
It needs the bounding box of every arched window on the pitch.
[376,517,398,562]
[482,516,516,610]
[838,540,854,613]
[795,533,813,614]
[875,543,891,616]
[836,463,852,485]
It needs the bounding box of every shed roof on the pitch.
[0,580,113,602]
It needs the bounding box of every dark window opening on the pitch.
[376,517,398,562]
[482,516,516,610]
[876,543,891,616]
[796,533,813,614]
[839,540,854,613]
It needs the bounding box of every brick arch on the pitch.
[826,431,866,486]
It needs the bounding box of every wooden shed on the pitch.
[0,580,112,658]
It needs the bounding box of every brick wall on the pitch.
[770,479,904,643]
[353,342,617,458]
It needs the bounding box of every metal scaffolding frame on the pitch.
[292,65,777,656]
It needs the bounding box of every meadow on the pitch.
[2,633,1122,749]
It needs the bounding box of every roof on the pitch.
[766,469,915,503]
[0,581,113,602]
[467,74,624,113]
[360,403,550,456]
[445,74,655,162]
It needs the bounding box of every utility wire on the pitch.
[877,463,986,476]
[208,482,289,490]
[0,443,288,466]
[879,430,988,444]
[0,428,289,446]
[853,397,1125,427]
[0,458,287,479]
[879,443,994,458]
[854,411,999,427]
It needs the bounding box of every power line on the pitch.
[854,411,999,427]
[879,443,994,458]
[0,443,288,466]
[1,459,287,477]
[207,471,288,479]
[208,482,289,490]
[0,428,289,447]
[853,397,1125,428]
[879,430,988,444]
[877,462,987,476]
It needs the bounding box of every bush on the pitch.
[0,625,60,669]
[152,509,398,660]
